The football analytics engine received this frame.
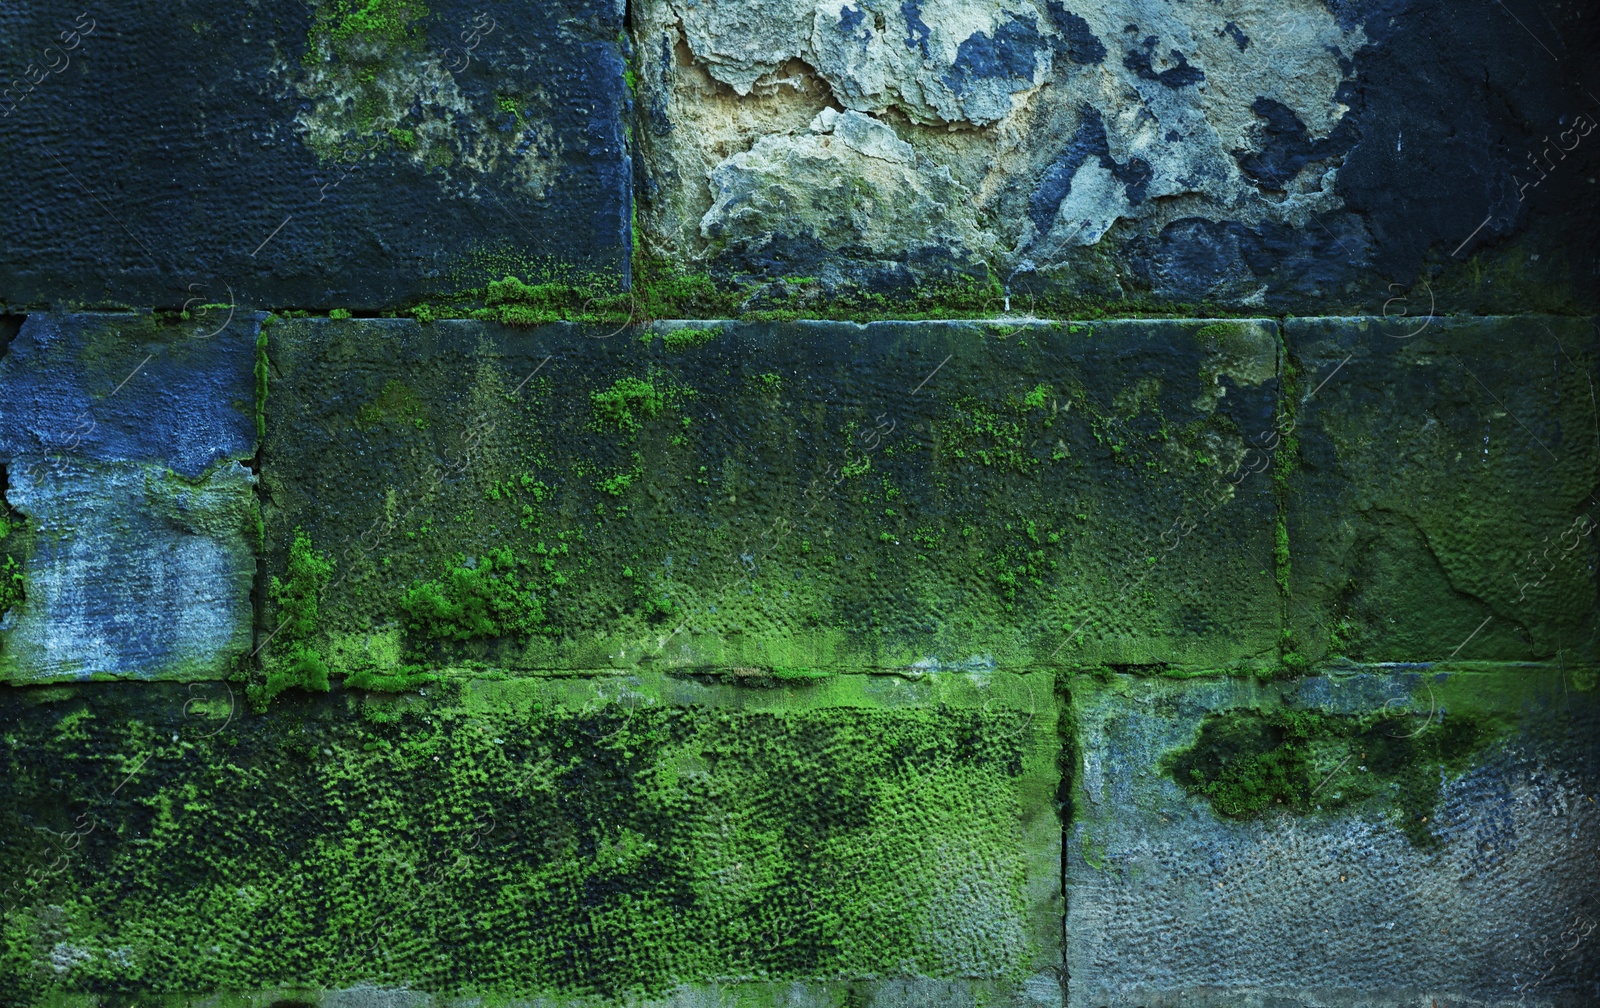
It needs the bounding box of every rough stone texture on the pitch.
[634,0,1600,311]
[1066,669,1600,1008]
[0,671,1062,1006]
[0,460,257,682]
[0,313,260,681]
[258,317,1280,683]
[1286,315,1600,667]
[0,0,629,311]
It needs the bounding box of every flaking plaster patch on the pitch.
[636,0,1366,285]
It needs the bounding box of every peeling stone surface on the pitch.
[635,0,1600,310]
[1067,671,1600,1008]
[701,108,996,284]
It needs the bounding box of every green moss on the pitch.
[253,328,269,441]
[329,307,353,320]
[598,458,644,497]
[311,0,428,54]
[937,391,1057,472]
[399,548,544,642]
[0,553,22,619]
[0,681,1044,1001]
[591,377,664,433]
[1164,703,1501,847]
[474,274,631,326]
[659,324,723,352]
[256,529,334,706]
[406,245,1262,327]
[355,378,426,431]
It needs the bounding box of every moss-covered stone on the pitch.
[1286,316,1600,667]
[257,317,1284,690]
[1067,666,1599,1007]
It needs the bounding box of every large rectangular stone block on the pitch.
[0,313,260,681]
[1285,315,1600,667]
[0,670,1061,1006]
[256,317,1283,693]
[0,0,629,311]
[1065,668,1599,1007]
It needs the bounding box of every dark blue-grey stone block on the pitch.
[0,0,629,311]
[0,312,258,476]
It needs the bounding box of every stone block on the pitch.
[0,670,1061,1006]
[1065,668,1600,1007]
[1285,315,1600,667]
[632,0,1600,313]
[256,317,1282,690]
[0,0,629,311]
[0,312,260,681]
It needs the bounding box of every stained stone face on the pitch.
[0,0,1595,1004]
[0,459,258,681]
[256,316,1282,683]
[1285,315,1600,666]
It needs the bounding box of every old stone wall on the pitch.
[0,1,1596,1007]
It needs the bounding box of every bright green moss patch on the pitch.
[591,376,663,432]
[660,324,723,351]
[1164,703,1502,847]
[255,529,334,706]
[311,0,429,54]
[937,388,1061,472]
[481,274,630,326]
[399,548,544,642]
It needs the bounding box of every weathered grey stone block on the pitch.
[0,0,630,311]
[1066,669,1599,1008]
[1285,315,1600,668]
[0,313,260,681]
[0,459,257,682]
